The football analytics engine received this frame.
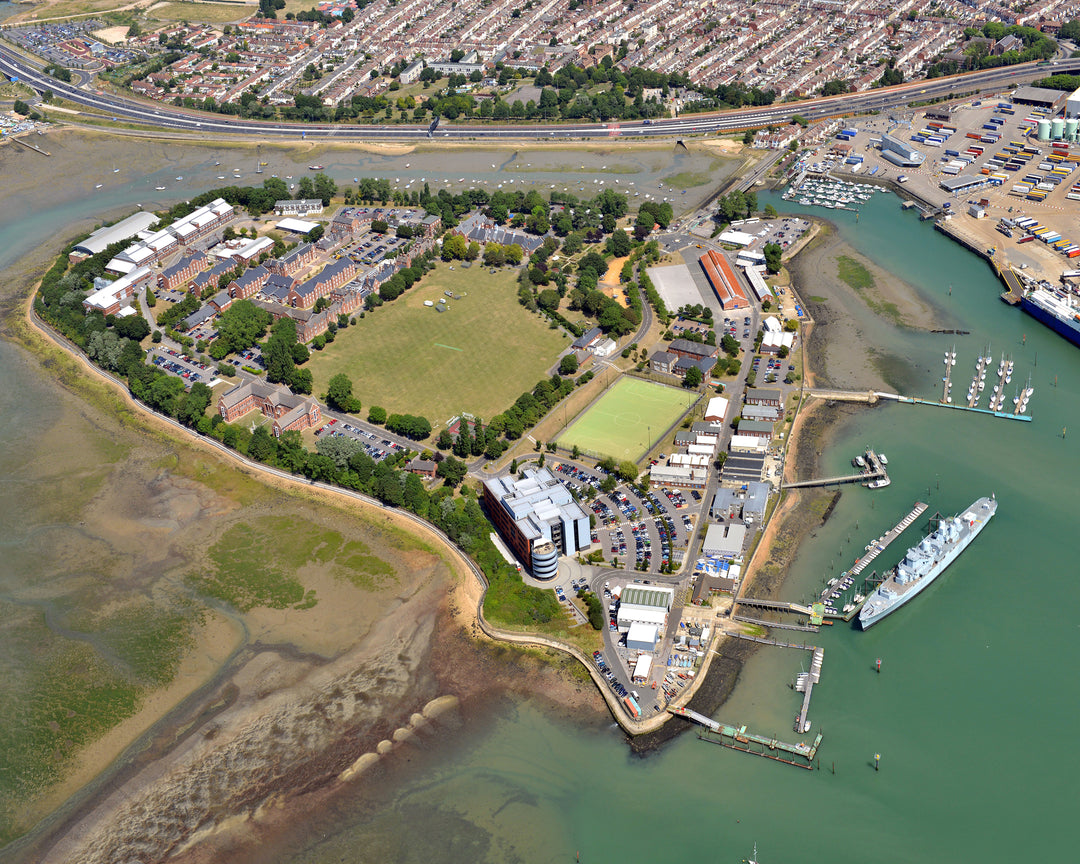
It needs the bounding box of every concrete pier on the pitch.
[668,706,823,769]
[847,502,928,578]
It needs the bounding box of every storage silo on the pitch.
[530,539,558,580]
[1038,119,1051,141]
[1066,118,1078,142]
[1052,117,1065,140]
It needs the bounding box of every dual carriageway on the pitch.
[4,45,1080,143]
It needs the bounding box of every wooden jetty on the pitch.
[668,706,823,770]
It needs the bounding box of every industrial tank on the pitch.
[1066,118,1078,142]
[1038,119,1052,141]
[530,539,558,580]
[1052,117,1065,140]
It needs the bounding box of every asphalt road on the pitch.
[4,45,1080,142]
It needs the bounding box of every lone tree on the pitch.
[682,366,704,389]
[326,373,362,413]
[559,353,579,375]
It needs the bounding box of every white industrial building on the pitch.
[72,211,158,259]
[627,624,659,654]
[649,464,708,488]
[704,395,729,422]
[717,230,755,247]
[730,434,768,453]
[742,264,773,302]
[616,584,674,633]
[277,217,320,235]
[631,652,654,681]
[1066,86,1080,120]
[702,522,747,560]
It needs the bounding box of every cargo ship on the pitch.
[859,495,996,629]
[1020,287,1080,348]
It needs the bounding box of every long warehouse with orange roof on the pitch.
[699,249,750,310]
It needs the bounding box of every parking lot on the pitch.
[751,354,795,385]
[314,417,407,462]
[149,348,217,387]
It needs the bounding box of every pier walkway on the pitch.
[847,501,928,577]
[735,598,812,616]
[12,136,51,157]
[880,392,1032,422]
[795,647,824,734]
[806,387,1032,421]
[733,614,819,633]
[785,448,888,489]
[804,388,881,404]
[668,706,824,769]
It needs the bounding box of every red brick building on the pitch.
[217,381,321,436]
[158,251,208,291]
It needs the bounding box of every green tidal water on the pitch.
[277,191,1080,864]
[1,143,1077,862]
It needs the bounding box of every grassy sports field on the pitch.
[559,376,692,461]
[306,265,570,423]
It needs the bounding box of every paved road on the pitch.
[4,45,1079,142]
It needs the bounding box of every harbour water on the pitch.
[1,141,1078,862]
[270,190,1080,863]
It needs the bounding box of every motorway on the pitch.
[4,44,1080,142]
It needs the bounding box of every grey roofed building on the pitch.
[72,211,158,258]
[1011,85,1066,109]
[262,273,295,302]
[192,260,235,291]
[691,421,724,434]
[745,387,782,406]
[740,404,781,422]
[674,354,717,376]
[737,419,774,439]
[650,350,677,374]
[710,487,739,519]
[701,522,747,560]
[674,430,696,446]
[743,481,770,521]
[209,289,232,311]
[668,337,717,359]
[939,175,989,193]
[182,304,216,331]
[571,326,602,350]
[455,212,545,253]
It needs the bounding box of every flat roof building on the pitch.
[880,132,925,167]
[702,522,747,560]
[482,467,591,578]
[72,211,158,259]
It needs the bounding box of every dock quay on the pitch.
[785,447,888,489]
[735,598,812,616]
[847,502,928,578]
[794,647,824,734]
[878,391,1032,422]
[668,706,824,770]
[733,614,819,633]
[804,387,881,404]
